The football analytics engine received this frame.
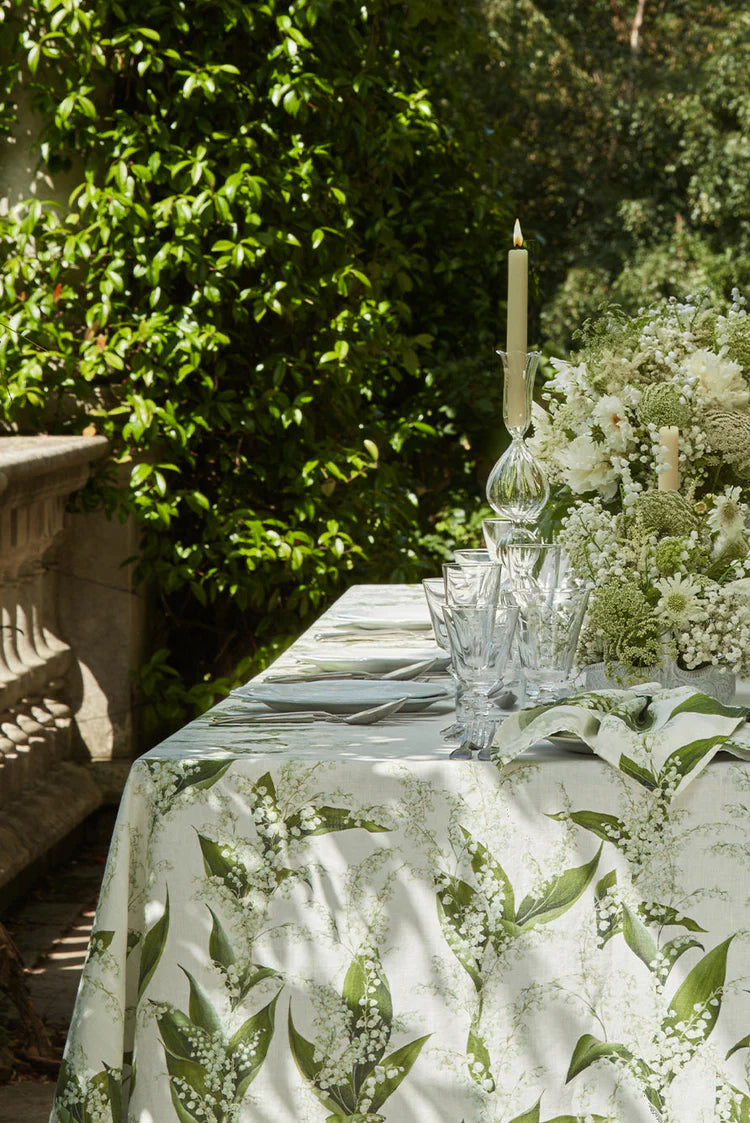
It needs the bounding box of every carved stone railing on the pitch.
[0,435,125,894]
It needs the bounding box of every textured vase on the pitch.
[583,659,736,705]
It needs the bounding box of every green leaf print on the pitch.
[342,947,393,1075]
[660,735,728,789]
[182,967,223,1035]
[508,1103,609,1123]
[514,845,602,930]
[54,1059,122,1123]
[207,906,279,1008]
[228,992,279,1098]
[621,904,659,968]
[639,902,706,933]
[550,809,630,850]
[656,935,705,980]
[366,1034,430,1113]
[289,945,429,1121]
[460,825,515,921]
[617,754,657,790]
[565,1034,638,1084]
[198,833,241,883]
[137,888,170,1000]
[508,1098,541,1123]
[662,936,733,1052]
[179,759,233,792]
[436,876,485,989]
[157,988,278,1122]
[285,805,390,836]
[668,692,747,722]
[467,1016,495,1093]
[726,1033,750,1060]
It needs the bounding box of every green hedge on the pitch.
[0,0,514,737]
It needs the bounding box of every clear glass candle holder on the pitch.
[486,350,549,528]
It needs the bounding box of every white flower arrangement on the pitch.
[558,487,750,676]
[529,291,750,506]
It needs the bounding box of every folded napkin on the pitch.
[491,685,750,800]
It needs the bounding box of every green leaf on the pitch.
[181,967,223,1036]
[617,754,657,789]
[288,1007,342,1116]
[229,992,278,1096]
[138,889,170,999]
[668,692,747,722]
[460,826,515,921]
[515,845,602,930]
[207,907,235,969]
[507,1097,541,1123]
[565,1034,633,1082]
[157,1005,202,1061]
[663,936,733,1048]
[367,1034,431,1112]
[621,904,658,968]
[286,805,390,835]
[436,877,484,989]
[554,810,629,848]
[177,760,232,794]
[726,1034,750,1060]
[342,947,393,1063]
[658,935,704,978]
[466,1018,494,1092]
[660,735,728,788]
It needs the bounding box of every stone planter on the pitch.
[583,659,736,705]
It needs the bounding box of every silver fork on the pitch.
[208,696,410,727]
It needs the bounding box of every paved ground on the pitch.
[0,810,115,1123]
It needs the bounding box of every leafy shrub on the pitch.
[0,0,514,738]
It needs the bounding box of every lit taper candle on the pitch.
[506,219,529,429]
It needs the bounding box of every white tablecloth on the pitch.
[51,585,750,1123]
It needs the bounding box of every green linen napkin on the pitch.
[491,685,750,800]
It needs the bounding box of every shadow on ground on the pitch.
[0,809,116,1123]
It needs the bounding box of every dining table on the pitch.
[49,583,750,1123]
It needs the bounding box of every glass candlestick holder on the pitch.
[486,350,549,528]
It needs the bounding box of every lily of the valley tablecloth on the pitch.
[52,686,750,1123]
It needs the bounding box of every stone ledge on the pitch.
[0,761,102,890]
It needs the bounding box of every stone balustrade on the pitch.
[0,436,138,896]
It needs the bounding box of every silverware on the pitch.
[209,696,410,728]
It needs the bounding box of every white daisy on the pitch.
[655,574,707,627]
[707,486,745,540]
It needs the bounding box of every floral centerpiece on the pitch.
[529,291,750,505]
[558,487,750,684]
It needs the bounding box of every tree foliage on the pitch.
[482,0,750,347]
[0,0,514,735]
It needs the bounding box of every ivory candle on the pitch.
[658,425,679,491]
[506,219,528,429]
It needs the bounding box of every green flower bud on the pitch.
[703,408,750,466]
[637,383,691,429]
[633,489,699,536]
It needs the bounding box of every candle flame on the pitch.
[513,219,523,248]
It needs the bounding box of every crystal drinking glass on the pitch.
[443,561,502,609]
[501,541,576,590]
[442,599,519,755]
[512,585,590,703]
[422,578,449,649]
[482,517,536,562]
[454,547,492,564]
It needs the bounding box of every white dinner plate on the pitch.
[236,679,450,714]
[329,603,433,630]
[302,646,446,675]
[546,732,594,755]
